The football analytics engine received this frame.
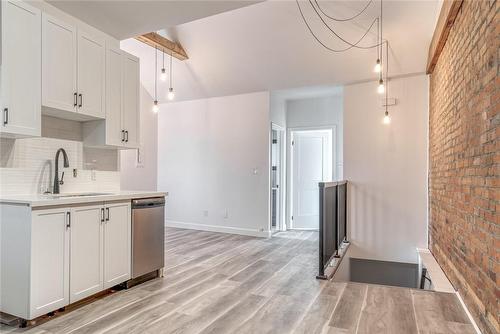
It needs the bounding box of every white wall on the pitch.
[157,91,271,237]
[286,95,344,180]
[120,86,158,191]
[344,74,428,264]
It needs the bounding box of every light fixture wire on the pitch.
[379,0,383,82]
[306,0,381,50]
[169,51,173,89]
[154,46,158,101]
[385,40,389,115]
[314,0,373,22]
[296,0,380,52]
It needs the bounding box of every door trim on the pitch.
[286,125,336,230]
[269,123,286,234]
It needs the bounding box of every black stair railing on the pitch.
[317,180,348,279]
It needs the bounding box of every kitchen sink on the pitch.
[46,192,112,198]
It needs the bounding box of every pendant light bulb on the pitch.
[160,68,167,81]
[377,79,385,94]
[383,110,391,124]
[374,59,381,73]
[152,100,159,113]
[167,87,175,101]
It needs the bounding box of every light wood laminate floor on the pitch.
[1,228,475,334]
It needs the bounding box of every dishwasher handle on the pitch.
[132,197,165,208]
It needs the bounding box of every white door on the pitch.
[77,30,105,118]
[30,208,70,319]
[69,205,103,303]
[103,202,131,288]
[105,46,124,146]
[0,0,41,137]
[42,13,77,112]
[291,130,332,229]
[121,53,140,148]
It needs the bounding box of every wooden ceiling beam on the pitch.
[135,32,188,61]
[426,0,463,74]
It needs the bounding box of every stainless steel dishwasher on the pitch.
[131,197,165,279]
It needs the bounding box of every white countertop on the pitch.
[0,191,167,207]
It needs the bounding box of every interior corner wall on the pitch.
[120,85,158,191]
[344,74,429,265]
[428,1,498,333]
[157,91,271,237]
[270,94,287,128]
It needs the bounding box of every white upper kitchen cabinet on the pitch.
[82,49,140,149]
[121,52,140,148]
[41,12,77,114]
[69,205,104,303]
[103,202,131,289]
[77,30,105,118]
[42,12,105,120]
[104,46,124,147]
[0,0,41,138]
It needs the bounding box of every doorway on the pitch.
[290,128,333,230]
[270,124,285,233]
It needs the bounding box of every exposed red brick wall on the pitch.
[429,1,499,333]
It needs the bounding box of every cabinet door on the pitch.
[105,46,124,146]
[0,0,41,137]
[103,202,131,288]
[30,208,70,319]
[77,30,105,118]
[42,13,77,112]
[69,205,104,303]
[122,53,140,148]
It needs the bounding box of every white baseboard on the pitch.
[455,291,482,334]
[166,220,271,238]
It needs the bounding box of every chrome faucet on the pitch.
[53,148,69,194]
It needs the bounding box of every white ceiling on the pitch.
[119,0,439,103]
[47,0,261,39]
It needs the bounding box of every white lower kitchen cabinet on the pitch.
[31,208,70,318]
[69,204,104,303]
[0,201,131,320]
[103,202,131,288]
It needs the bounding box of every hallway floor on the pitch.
[1,228,475,334]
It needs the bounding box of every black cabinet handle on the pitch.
[78,94,82,108]
[66,212,71,229]
[121,130,125,142]
[73,93,77,107]
[101,208,105,223]
[3,108,8,125]
[105,207,110,221]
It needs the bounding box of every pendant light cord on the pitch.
[380,0,383,81]
[296,0,380,52]
[154,46,158,100]
[385,40,389,112]
[307,0,382,50]
[169,52,173,89]
[314,0,373,22]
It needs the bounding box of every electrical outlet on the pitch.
[203,210,209,217]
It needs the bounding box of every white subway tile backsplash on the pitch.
[0,136,120,196]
